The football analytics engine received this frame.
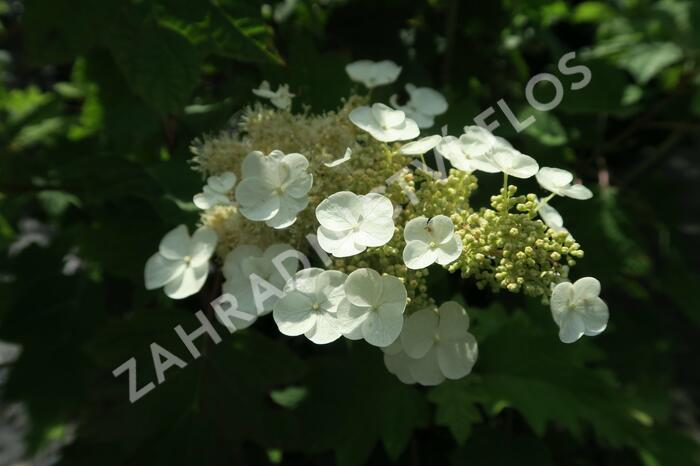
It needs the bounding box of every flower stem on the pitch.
[501,173,509,214]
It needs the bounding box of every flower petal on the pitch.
[159,225,190,259]
[557,311,586,344]
[317,226,365,257]
[371,103,405,128]
[164,262,209,299]
[406,86,447,116]
[344,268,383,307]
[538,203,564,229]
[236,178,280,221]
[409,348,445,386]
[404,216,431,242]
[361,306,404,347]
[573,277,601,300]
[550,281,574,321]
[400,135,442,155]
[272,291,316,336]
[435,236,462,265]
[401,308,438,358]
[562,184,593,200]
[144,253,185,290]
[189,227,218,266]
[427,215,454,243]
[460,126,496,157]
[579,297,609,336]
[536,167,573,191]
[403,240,437,269]
[436,333,478,379]
[437,301,470,341]
[209,171,237,192]
[335,298,369,337]
[315,191,362,230]
[384,351,417,384]
[305,313,342,344]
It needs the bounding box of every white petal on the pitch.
[305,313,342,344]
[427,215,454,243]
[403,240,437,269]
[536,167,573,191]
[578,297,609,335]
[550,281,574,319]
[344,268,383,307]
[272,291,316,336]
[164,262,208,299]
[315,191,362,230]
[346,60,401,88]
[324,148,352,167]
[573,277,601,300]
[317,226,365,257]
[405,109,435,129]
[435,136,471,171]
[436,333,478,379]
[189,227,218,266]
[538,203,564,229]
[266,194,308,229]
[378,275,408,309]
[562,184,593,200]
[384,351,417,384]
[361,306,404,347]
[335,298,369,337]
[406,85,447,116]
[492,149,539,179]
[437,301,470,341]
[208,171,237,192]
[159,225,190,259]
[236,178,280,221]
[401,308,438,358]
[371,103,405,128]
[467,153,501,174]
[460,126,496,157]
[399,135,441,155]
[404,216,431,242]
[409,348,445,386]
[435,236,462,265]
[557,312,586,344]
[193,193,213,209]
[241,150,268,178]
[144,253,185,290]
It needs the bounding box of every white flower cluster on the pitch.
[143,58,610,386]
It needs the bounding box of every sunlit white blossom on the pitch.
[144,225,217,299]
[536,167,593,200]
[193,171,237,209]
[345,60,401,88]
[235,150,313,229]
[390,84,447,129]
[403,215,462,269]
[349,103,419,142]
[336,268,407,347]
[252,81,294,110]
[550,277,609,344]
[399,302,478,385]
[221,243,300,323]
[316,191,395,257]
[273,268,347,344]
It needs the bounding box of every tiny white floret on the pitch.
[403,215,462,269]
[336,268,408,347]
[536,167,593,200]
[349,103,420,142]
[345,60,401,88]
[550,277,609,344]
[193,171,237,209]
[316,191,395,257]
[144,225,217,300]
[235,150,313,229]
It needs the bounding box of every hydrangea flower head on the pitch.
[345,59,401,88]
[349,103,419,142]
[273,268,347,344]
[144,225,217,299]
[235,150,313,229]
[315,191,395,257]
[336,268,407,347]
[550,277,609,343]
[403,215,462,269]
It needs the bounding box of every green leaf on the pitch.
[571,1,615,23]
[428,378,485,444]
[108,16,202,115]
[155,0,283,65]
[615,42,684,85]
